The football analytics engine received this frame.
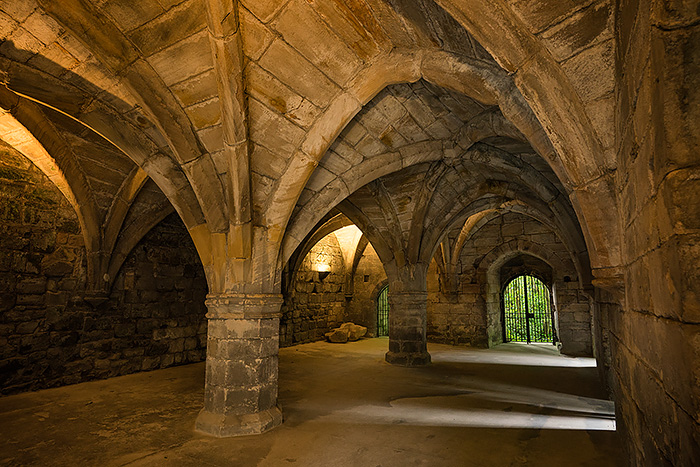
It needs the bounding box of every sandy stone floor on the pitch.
[0,339,622,466]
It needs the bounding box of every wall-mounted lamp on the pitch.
[314,263,331,281]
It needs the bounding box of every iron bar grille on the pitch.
[503,275,554,344]
[377,285,389,337]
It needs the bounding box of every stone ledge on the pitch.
[385,350,431,367]
[194,405,283,437]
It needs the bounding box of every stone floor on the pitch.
[0,339,622,466]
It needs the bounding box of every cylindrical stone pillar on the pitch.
[385,291,431,366]
[195,293,284,437]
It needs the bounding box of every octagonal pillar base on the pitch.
[195,405,283,437]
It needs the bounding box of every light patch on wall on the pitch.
[332,225,363,268]
[313,262,331,272]
[309,224,363,273]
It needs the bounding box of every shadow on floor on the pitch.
[0,338,622,467]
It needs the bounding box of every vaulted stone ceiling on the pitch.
[6,1,696,462]
[281,78,583,282]
[0,0,617,294]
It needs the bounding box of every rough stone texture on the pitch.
[0,149,208,394]
[0,340,622,466]
[324,322,367,343]
[427,212,593,356]
[386,292,431,366]
[196,294,283,437]
[324,327,348,343]
[345,243,387,336]
[280,233,347,346]
[0,0,698,460]
[280,220,388,348]
[610,1,700,463]
[427,260,487,347]
[338,148,577,366]
[285,80,518,248]
[342,322,368,341]
[509,0,615,154]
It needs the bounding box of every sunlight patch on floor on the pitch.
[431,347,597,368]
[334,404,616,431]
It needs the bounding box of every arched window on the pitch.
[502,275,555,344]
[377,285,389,337]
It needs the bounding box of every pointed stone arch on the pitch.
[433,0,620,275]
[475,238,591,355]
[0,89,104,290]
[37,0,228,232]
[269,46,613,294]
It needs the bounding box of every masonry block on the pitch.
[196,293,284,437]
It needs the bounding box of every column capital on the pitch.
[205,293,284,319]
[591,267,625,303]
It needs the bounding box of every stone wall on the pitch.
[280,234,346,347]
[427,212,593,355]
[281,236,388,345]
[0,146,208,395]
[346,243,387,337]
[427,260,487,347]
[612,2,700,463]
[281,212,593,354]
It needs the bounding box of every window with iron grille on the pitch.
[377,285,389,337]
[502,275,556,344]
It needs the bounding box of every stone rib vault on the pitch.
[0,0,698,464]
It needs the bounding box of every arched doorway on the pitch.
[502,275,556,344]
[377,285,389,337]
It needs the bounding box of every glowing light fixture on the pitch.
[313,262,331,281]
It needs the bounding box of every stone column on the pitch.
[385,291,431,366]
[195,293,284,437]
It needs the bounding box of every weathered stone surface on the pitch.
[197,294,283,437]
[427,211,592,355]
[246,62,321,130]
[195,405,283,438]
[280,232,348,346]
[0,0,698,461]
[385,292,431,367]
[0,150,208,394]
[307,0,385,62]
[323,322,367,343]
[100,0,163,32]
[340,322,367,341]
[257,39,340,108]
[325,328,349,343]
[170,68,218,108]
[127,0,206,57]
[609,2,700,463]
[538,2,612,62]
[147,29,213,86]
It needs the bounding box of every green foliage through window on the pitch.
[503,275,554,343]
[377,286,389,337]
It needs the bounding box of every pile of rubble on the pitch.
[324,322,368,343]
